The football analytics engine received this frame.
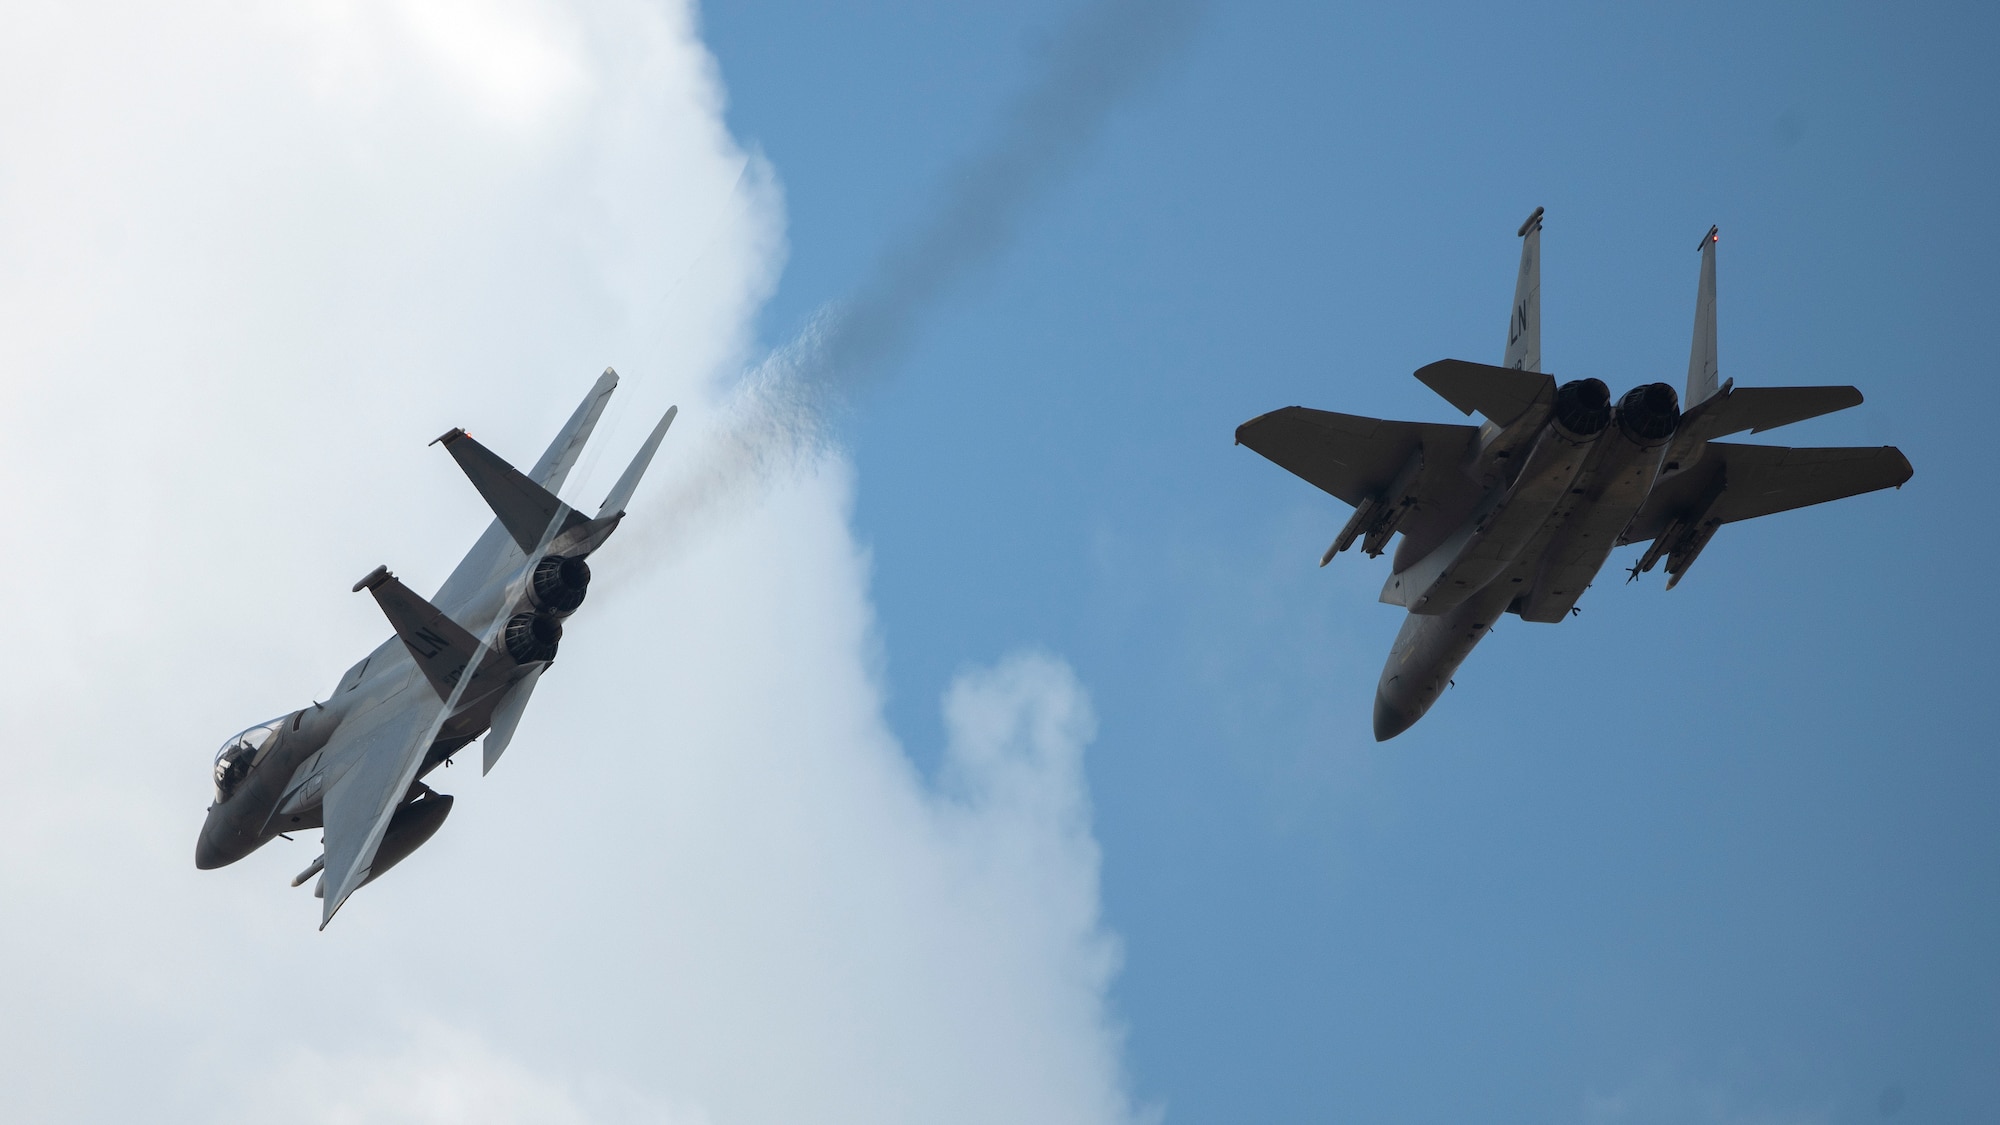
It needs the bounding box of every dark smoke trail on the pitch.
[641,0,1201,549]
[826,0,1203,383]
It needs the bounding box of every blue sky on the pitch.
[702,1,1997,1120]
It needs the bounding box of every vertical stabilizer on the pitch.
[530,368,618,492]
[1686,227,1720,405]
[483,665,543,775]
[430,370,617,614]
[1504,207,1543,373]
[596,405,678,519]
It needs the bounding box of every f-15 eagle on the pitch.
[196,372,675,926]
[1238,210,1911,740]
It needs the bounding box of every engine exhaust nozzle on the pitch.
[1552,378,1612,438]
[1615,382,1681,445]
[529,554,591,616]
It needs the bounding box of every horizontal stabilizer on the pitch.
[1235,407,1476,510]
[1414,359,1554,426]
[1710,384,1861,435]
[354,566,485,701]
[434,429,586,554]
[1678,383,1862,445]
[597,405,678,519]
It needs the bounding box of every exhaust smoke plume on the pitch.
[642,0,1201,551]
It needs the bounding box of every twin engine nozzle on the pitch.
[504,554,592,664]
[1553,378,1612,437]
[1615,382,1681,444]
[1549,378,1681,445]
[529,554,591,615]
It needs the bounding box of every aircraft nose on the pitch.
[194,821,233,870]
[1372,691,1416,742]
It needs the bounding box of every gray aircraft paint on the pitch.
[195,373,676,926]
[1236,212,1911,740]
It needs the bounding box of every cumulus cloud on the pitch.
[0,2,1142,1123]
[249,1020,699,1125]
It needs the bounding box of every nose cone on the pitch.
[194,828,227,870]
[1372,691,1417,742]
[194,813,249,870]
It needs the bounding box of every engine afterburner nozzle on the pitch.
[1615,383,1681,444]
[1552,378,1612,438]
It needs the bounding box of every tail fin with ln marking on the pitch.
[1504,206,1543,372]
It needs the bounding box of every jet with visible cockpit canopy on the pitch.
[1237,209,1912,740]
[196,371,676,927]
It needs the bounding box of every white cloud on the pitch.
[250,1019,703,1125]
[0,4,1142,1123]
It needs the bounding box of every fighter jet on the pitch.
[1237,210,1912,740]
[195,371,677,926]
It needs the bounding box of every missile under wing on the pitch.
[195,371,678,927]
[1237,212,1911,740]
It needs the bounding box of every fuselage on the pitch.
[194,519,542,870]
[1371,381,1683,740]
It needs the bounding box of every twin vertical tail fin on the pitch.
[597,405,678,520]
[1504,206,1543,373]
[1686,226,1720,406]
[532,369,619,493]
[433,397,679,560]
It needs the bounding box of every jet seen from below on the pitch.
[195,372,677,926]
[1237,210,1911,740]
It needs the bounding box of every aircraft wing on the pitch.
[1623,441,1913,545]
[1235,407,1477,510]
[316,684,449,928]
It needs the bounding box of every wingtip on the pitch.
[320,871,363,929]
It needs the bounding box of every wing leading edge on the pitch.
[317,687,449,928]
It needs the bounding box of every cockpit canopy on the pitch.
[212,718,285,804]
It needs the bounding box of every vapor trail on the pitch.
[642,0,1201,551]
